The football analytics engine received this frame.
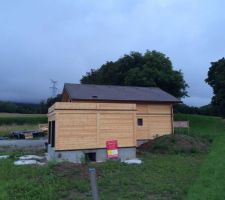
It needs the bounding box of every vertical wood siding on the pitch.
[48,102,173,150]
[136,104,172,140]
[50,103,136,150]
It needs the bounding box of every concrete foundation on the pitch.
[47,145,136,163]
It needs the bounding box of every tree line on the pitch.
[0,94,62,114]
[1,50,224,117]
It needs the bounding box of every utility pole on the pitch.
[50,79,58,97]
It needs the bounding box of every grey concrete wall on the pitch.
[47,145,136,163]
[119,148,136,161]
[47,145,83,163]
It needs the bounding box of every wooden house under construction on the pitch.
[48,83,180,163]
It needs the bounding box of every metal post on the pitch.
[89,168,99,200]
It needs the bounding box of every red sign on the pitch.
[106,140,118,159]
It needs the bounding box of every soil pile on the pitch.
[138,134,210,154]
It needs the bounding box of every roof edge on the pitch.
[71,98,181,104]
[64,83,161,90]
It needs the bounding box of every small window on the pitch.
[85,152,96,162]
[137,118,143,126]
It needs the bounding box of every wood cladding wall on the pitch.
[48,102,173,150]
[97,113,135,148]
[49,102,136,150]
[56,113,97,150]
[136,104,172,140]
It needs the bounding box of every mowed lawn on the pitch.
[175,114,225,200]
[0,113,47,137]
[0,113,224,199]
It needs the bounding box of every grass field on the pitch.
[0,113,225,199]
[0,151,205,200]
[175,114,225,200]
[0,113,47,136]
[186,135,225,200]
[174,114,225,140]
[0,113,45,117]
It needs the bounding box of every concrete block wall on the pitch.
[47,145,136,163]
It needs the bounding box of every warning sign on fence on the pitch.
[106,140,118,159]
[173,121,189,128]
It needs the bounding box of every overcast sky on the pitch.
[0,0,225,106]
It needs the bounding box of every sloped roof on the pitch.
[63,83,181,103]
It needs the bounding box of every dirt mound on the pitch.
[51,162,89,178]
[138,134,210,154]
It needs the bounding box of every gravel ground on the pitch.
[0,138,47,149]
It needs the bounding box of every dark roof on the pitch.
[63,83,181,103]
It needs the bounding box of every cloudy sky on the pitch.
[0,0,225,106]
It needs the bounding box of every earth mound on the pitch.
[138,134,210,154]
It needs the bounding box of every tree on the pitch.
[173,103,219,116]
[39,94,62,114]
[0,101,17,113]
[0,101,40,114]
[205,58,225,117]
[81,50,188,98]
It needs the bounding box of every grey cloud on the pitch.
[0,0,224,106]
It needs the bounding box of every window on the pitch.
[85,152,96,162]
[137,118,143,126]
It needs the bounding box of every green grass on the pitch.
[0,152,205,200]
[0,113,47,136]
[0,159,91,200]
[174,114,225,140]
[0,115,47,125]
[0,113,225,199]
[186,135,225,200]
[175,114,225,200]
[0,113,45,117]
[94,153,205,200]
